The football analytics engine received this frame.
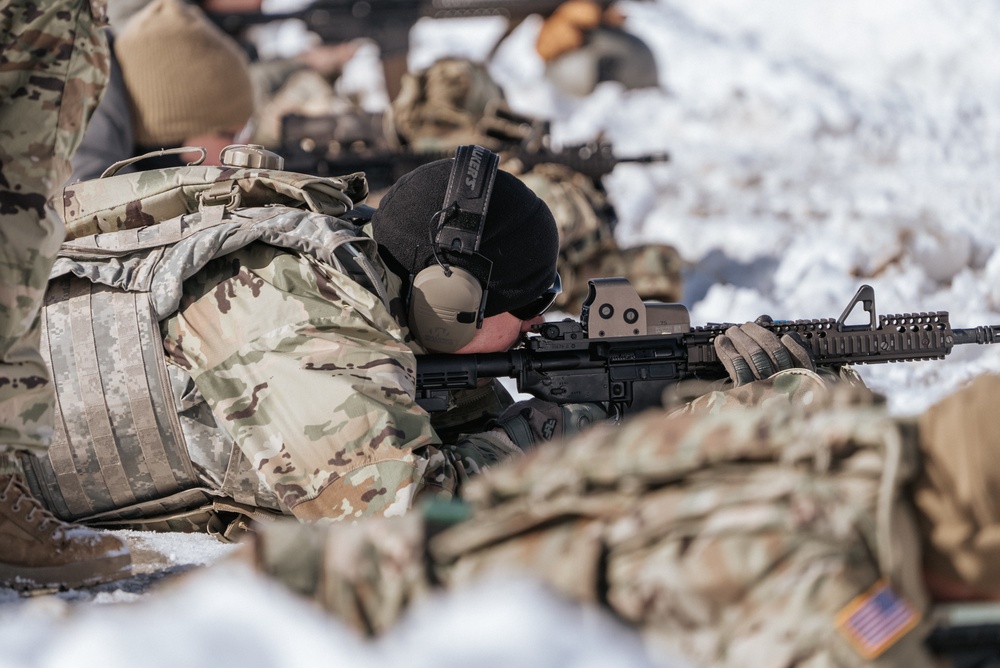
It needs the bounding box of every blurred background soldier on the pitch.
[72,0,363,182]
[0,0,132,590]
[71,0,257,181]
[193,0,661,106]
[189,0,366,149]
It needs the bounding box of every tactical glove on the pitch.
[715,316,815,386]
[490,398,607,451]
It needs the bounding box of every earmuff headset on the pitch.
[408,144,500,353]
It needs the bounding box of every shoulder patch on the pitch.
[835,579,921,660]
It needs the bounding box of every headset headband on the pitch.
[406,145,501,353]
[433,144,500,257]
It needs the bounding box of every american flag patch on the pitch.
[835,579,921,660]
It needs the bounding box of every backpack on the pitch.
[62,146,369,240]
[21,148,386,541]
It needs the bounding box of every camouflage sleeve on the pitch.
[161,243,485,521]
[0,0,109,455]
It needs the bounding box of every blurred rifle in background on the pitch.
[205,0,648,98]
[278,104,670,191]
[926,604,1000,668]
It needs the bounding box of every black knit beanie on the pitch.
[371,158,560,317]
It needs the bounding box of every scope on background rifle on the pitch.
[415,278,1000,414]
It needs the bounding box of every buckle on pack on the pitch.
[197,182,243,224]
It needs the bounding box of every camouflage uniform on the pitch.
[0,0,110,455]
[160,242,517,522]
[0,0,136,594]
[24,162,523,531]
[247,370,938,666]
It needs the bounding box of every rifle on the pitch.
[205,0,646,98]
[926,604,1000,668]
[280,110,670,190]
[414,278,1000,414]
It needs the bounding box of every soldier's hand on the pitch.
[535,1,603,61]
[715,316,815,386]
[491,398,607,451]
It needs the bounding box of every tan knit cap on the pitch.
[116,0,255,147]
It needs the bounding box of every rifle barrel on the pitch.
[952,326,1000,345]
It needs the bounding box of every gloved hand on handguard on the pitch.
[714,316,816,386]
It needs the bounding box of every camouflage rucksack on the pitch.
[20,147,386,540]
[390,57,506,152]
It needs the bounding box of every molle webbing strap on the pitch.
[69,278,135,509]
[61,165,363,241]
[25,275,199,521]
[38,278,95,519]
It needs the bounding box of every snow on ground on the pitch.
[3,1,1000,665]
[0,561,662,668]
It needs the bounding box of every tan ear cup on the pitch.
[409,264,484,352]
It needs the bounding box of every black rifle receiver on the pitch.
[414,278,1000,414]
